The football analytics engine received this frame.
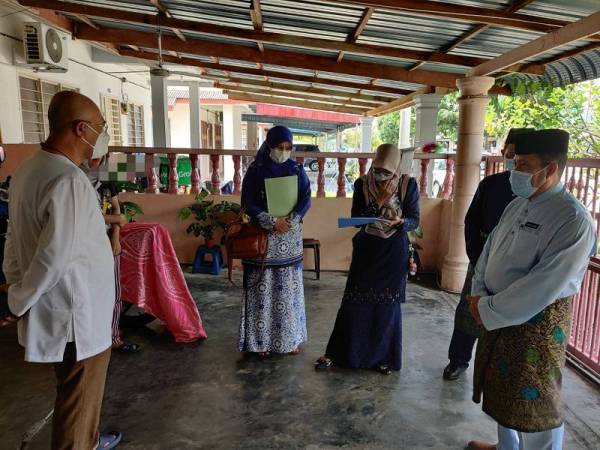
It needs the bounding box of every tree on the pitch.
[376,111,400,145]
[437,91,459,141]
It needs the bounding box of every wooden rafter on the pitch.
[120,48,413,96]
[224,91,366,115]
[221,85,379,109]
[76,24,462,88]
[148,0,186,42]
[468,10,600,77]
[366,86,434,116]
[338,7,374,62]
[408,0,538,72]
[520,42,600,71]
[216,82,385,107]
[329,0,600,39]
[18,0,497,69]
[215,77,393,102]
[73,13,99,30]
[250,0,264,52]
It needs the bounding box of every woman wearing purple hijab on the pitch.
[238,126,311,356]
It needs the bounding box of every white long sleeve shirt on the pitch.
[472,182,596,331]
[4,150,115,362]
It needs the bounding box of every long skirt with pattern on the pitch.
[324,229,408,371]
[238,224,307,354]
[473,297,572,432]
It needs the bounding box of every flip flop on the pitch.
[97,431,122,449]
[289,348,301,355]
[314,357,332,370]
[114,342,141,353]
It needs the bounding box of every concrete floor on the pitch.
[1,272,599,450]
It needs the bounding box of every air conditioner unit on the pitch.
[23,22,69,73]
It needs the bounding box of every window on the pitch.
[18,76,78,143]
[127,104,145,146]
[103,96,123,146]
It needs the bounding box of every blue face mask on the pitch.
[509,166,547,199]
[504,158,514,171]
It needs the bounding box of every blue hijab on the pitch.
[242,125,311,218]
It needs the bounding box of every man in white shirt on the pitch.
[1,91,121,450]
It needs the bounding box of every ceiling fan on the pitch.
[108,26,217,82]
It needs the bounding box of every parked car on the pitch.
[292,144,321,172]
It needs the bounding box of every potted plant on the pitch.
[119,201,144,223]
[178,191,241,248]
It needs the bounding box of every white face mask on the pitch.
[270,148,291,164]
[82,123,110,159]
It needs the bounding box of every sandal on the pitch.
[289,348,301,355]
[377,364,392,375]
[314,357,332,370]
[97,431,122,449]
[114,342,141,353]
[258,351,270,358]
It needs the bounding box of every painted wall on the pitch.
[0,7,152,145]
[118,192,448,272]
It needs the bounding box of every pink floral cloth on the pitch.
[120,223,207,342]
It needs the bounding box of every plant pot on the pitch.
[205,238,217,248]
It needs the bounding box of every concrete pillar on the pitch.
[360,116,374,153]
[223,105,242,183]
[335,129,342,151]
[189,82,200,148]
[441,76,495,293]
[150,74,170,147]
[413,94,443,194]
[246,121,258,150]
[398,107,411,148]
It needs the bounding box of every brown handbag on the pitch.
[223,211,268,283]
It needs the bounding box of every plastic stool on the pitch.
[192,245,225,275]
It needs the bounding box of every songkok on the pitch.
[505,127,535,145]
[513,129,569,155]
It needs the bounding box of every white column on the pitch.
[398,107,411,148]
[360,116,374,153]
[189,82,200,149]
[335,129,342,151]
[441,76,495,293]
[150,74,170,147]
[223,104,242,182]
[413,93,443,195]
[246,121,258,150]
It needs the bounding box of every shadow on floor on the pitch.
[1,272,599,449]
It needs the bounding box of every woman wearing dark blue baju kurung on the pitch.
[316,144,419,373]
[238,126,311,356]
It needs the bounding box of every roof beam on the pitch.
[119,48,413,96]
[520,41,600,70]
[215,77,393,103]
[468,10,600,77]
[339,7,374,62]
[366,86,434,116]
[20,0,489,68]
[217,84,383,108]
[73,13,99,30]
[76,24,462,88]
[148,0,186,42]
[224,91,365,115]
[329,0,600,39]
[408,0,537,72]
[250,0,264,52]
[221,85,379,109]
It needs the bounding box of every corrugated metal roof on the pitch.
[59,0,600,112]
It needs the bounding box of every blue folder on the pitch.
[338,217,381,228]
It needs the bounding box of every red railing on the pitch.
[109,147,455,199]
[568,257,600,379]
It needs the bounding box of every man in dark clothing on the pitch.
[443,128,533,381]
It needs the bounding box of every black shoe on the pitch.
[377,364,393,375]
[443,363,468,380]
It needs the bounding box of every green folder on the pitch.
[265,175,298,218]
